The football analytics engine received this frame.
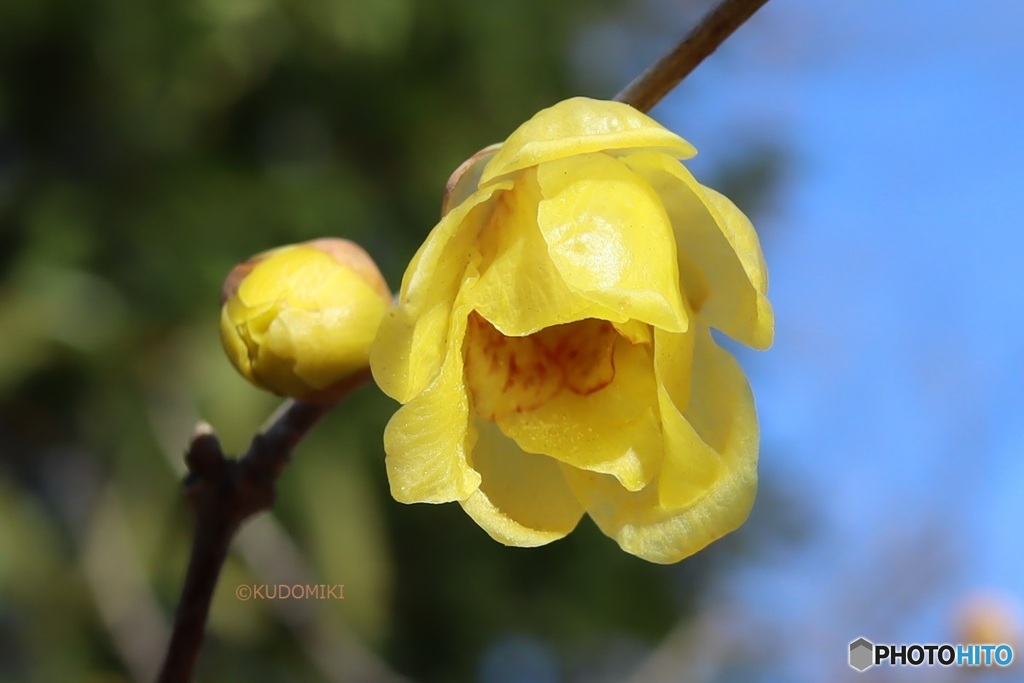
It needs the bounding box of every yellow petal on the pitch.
[535,152,688,333]
[563,463,754,565]
[467,169,619,336]
[563,325,758,564]
[533,318,618,396]
[480,97,696,185]
[461,421,584,546]
[371,182,509,403]
[382,297,482,503]
[220,303,258,381]
[652,327,696,423]
[401,183,508,308]
[654,325,724,510]
[669,325,759,497]
[702,185,774,349]
[624,151,773,349]
[270,295,384,390]
[462,311,565,422]
[498,335,663,492]
[613,319,653,345]
[702,186,769,295]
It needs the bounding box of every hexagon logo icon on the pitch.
[849,637,874,671]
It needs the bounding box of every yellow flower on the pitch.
[371,97,773,563]
[221,238,391,403]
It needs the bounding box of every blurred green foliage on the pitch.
[0,0,785,681]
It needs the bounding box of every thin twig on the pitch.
[156,370,370,683]
[614,0,770,113]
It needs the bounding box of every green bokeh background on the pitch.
[0,0,786,680]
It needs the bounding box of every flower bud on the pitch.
[220,238,391,403]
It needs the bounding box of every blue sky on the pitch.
[650,0,1024,674]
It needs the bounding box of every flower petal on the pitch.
[467,169,620,336]
[701,186,775,348]
[701,186,769,296]
[480,97,696,185]
[662,325,759,510]
[371,182,509,403]
[624,151,773,349]
[269,299,384,391]
[564,325,758,564]
[653,325,721,510]
[461,421,585,546]
[535,152,688,333]
[497,336,662,492]
[612,319,652,346]
[651,327,695,422]
[382,297,482,504]
[563,463,754,565]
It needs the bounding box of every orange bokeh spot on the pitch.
[463,312,618,421]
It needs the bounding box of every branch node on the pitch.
[185,423,224,475]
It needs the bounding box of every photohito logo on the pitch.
[849,637,1014,672]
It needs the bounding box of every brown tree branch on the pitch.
[614,0,770,113]
[156,371,369,683]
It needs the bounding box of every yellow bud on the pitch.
[220,238,391,403]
